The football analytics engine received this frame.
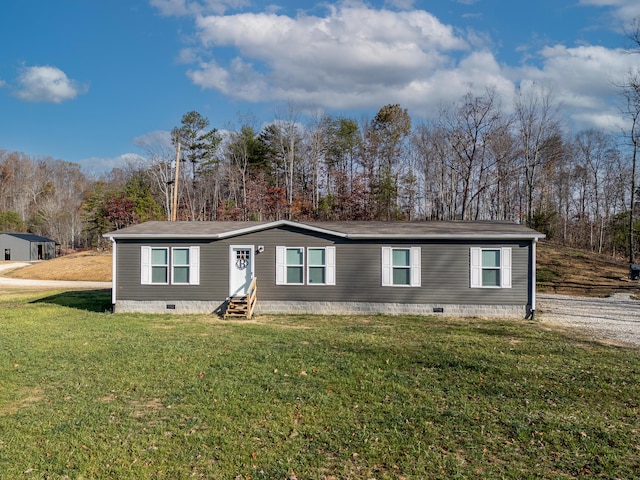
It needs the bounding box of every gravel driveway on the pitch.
[538,293,640,347]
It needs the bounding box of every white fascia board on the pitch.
[215,220,346,239]
[104,234,218,240]
[103,220,350,240]
[346,233,546,241]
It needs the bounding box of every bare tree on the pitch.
[513,82,562,227]
[134,135,176,220]
[435,89,507,220]
[620,18,640,263]
[622,77,640,263]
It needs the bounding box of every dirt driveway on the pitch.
[537,293,640,348]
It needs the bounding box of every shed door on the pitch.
[229,246,254,297]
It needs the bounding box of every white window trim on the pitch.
[141,246,199,286]
[276,246,304,285]
[307,246,336,286]
[276,246,336,286]
[141,246,169,285]
[171,246,200,285]
[470,247,511,289]
[381,247,421,287]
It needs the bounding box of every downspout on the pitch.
[528,238,538,320]
[110,237,116,312]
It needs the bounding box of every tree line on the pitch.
[1,22,639,259]
[0,88,632,255]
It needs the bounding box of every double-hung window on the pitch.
[285,247,304,285]
[308,248,327,284]
[470,247,511,288]
[172,247,191,284]
[381,247,421,287]
[147,247,169,284]
[276,246,336,285]
[141,246,200,285]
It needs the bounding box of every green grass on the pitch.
[1,290,640,479]
[536,266,560,283]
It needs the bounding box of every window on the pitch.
[381,247,421,287]
[286,247,304,284]
[172,247,190,284]
[141,246,199,285]
[308,248,326,284]
[276,246,336,285]
[470,247,511,288]
[149,247,168,284]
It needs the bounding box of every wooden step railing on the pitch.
[224,277,257,319]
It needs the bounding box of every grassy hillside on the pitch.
[536,242,636,296]
[2,242,639,297]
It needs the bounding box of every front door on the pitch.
[229,246,254,297]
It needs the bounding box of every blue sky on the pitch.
[0,0,639,173]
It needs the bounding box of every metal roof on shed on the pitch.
[1,232,56,243]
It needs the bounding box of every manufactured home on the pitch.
[0,232,56,261]
[104,220,545,318]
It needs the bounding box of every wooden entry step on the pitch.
[224,277,257,319]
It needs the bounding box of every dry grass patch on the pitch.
[130,398,164,418]
[4,250,112,281]
[537,241,637,296]
[0,387,44,415]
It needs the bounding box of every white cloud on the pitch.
[14,65,87,104]
[176,48,201,64]
[164,1,637,132]
[188,57,268,102]
[150,0,249,16]
[133,130,174,150]
[76,153,144,173]
[579,0,640,23]
[188,5,470,109]
[572,111,627,132]
[511,44,637,131]
[384,0,415,9]
[150,0,191,16]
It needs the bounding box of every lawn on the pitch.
[1,289,640,479]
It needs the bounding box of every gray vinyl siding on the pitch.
[116,240,215,301]
[115,226,531,306]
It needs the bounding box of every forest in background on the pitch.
[1,24,640,261]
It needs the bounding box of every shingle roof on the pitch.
[2,232,56,243]
[104,220,545,241]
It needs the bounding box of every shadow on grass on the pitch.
[31,289,112,313]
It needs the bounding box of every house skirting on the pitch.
[114,300,527,318]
